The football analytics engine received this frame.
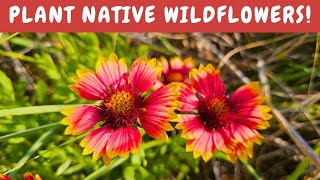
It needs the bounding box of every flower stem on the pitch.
[7,128,57,176]
[240,159,262,180]
[83,157,129,180]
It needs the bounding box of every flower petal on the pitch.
[170,56,194,73]
[61,105,101,135]
[226,141,254,162]
[144,84,180,109]
[23,172,42,180]
[189,64,226,98]
[185,131,216,162]
[0,174,11,180]
[80,126,113,162]
[34,175,42,180]
[153,80,165,90]
[176,114,204,139]
[140,107,173,141]
[169,57,185,70]
[174,82,198,111]
[180,57,195,71]
[230,105,271,130]
[184,127,234,162]
[70,69,106,100]
[230,123,262,144]
[95,53,128,88]
[129,57,162,93]
[229,82,272,129]
[106,126,142,158]
[159,56,169,74]
[141,85,179,141]
[212,128,233,152]
[229,81,266,108]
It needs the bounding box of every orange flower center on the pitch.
[167,71,184,82]
[105,90,135,115]
[100,86,144,129]
[207,98,229,118]
[198,97,230,130]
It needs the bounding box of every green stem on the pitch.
[157,35,176,55]
[7,128,56,176]
[240,159,262,180]
[0,104,84,117]
[0,32,20,44]
[0,49,36,63]
[27,132,88,163]
[83,157,129,180]
[0,122,61,142]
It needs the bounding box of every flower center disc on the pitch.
[167,71,184,82]
[105,90,135,114]
[100,88,143,128]
[198,97,230,130]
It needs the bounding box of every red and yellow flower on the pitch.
[61,54,179,165]
[174,64,272,162]
[23,172,42,180]
[154,56,195,88]
[0,172,42,180]
[0,174,10,180]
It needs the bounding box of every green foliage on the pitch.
[0,33,319,179]
[0,33,202,179]
[0,70,15,105]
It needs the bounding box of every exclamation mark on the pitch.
[306,5,311,23]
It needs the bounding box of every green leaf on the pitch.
[8,128,56,176]
[57,33,78,56]
[0,49,36,62]
[63,164,87,175]
[0,70,15,104]
[83,157,129,180]
[8,137,25,144]
[9,37,34,48]
[0,32,20,44]
[0,122,60,142]
[123,166,136,180]
[287,158,310,180]
[137,44,150,57]
[0,104,84,117]
[35,53,61,80]
[131,153,142,166]
[156,35,176,55]
[35,80,49,104]
[56,159,72,176]
[77,33,100,47]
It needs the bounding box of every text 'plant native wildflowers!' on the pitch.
[61,54,180,165]
[174,64,272,162]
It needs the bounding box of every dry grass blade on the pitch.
[257,59,320,170]
[271,109,320,169]
[218,33,300,69]
[194,33,250,83]
[201,34,320,170]
[2,41,35,93]
[308,33,319,96]
[267,72,320,135]
[211,158,221,180]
